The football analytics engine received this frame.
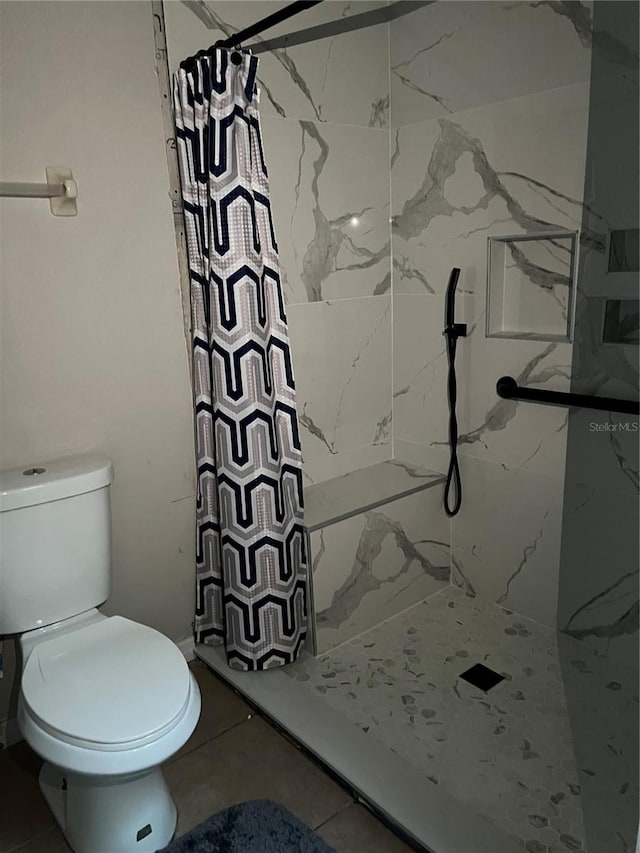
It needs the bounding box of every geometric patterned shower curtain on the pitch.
[173,49,307,670]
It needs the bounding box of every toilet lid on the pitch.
[22,616,192,749]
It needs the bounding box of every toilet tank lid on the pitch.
[0,454,113,512]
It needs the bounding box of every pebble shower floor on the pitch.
[284,587,638,853]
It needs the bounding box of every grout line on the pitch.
[205,679,425,852]
[317,584,452,659]
[393,292,442,298]
[167,714,252,765]
[388,7,396,465]
[8,826,62,853]
[311,798,354,832]
[286,293,391,310]
[392,79,591,132]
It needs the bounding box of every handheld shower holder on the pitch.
[443,323,467,340]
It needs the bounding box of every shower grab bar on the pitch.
[0,167,78,216]
[496,376,639,415]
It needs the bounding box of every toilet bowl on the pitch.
[18,612,200,852]
[0,455,202,852]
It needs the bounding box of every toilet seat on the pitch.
[22,615,191,750]
[19,616,201,775]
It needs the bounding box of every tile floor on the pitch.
[0,661,414,853]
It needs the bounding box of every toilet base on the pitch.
[39,761,177,853]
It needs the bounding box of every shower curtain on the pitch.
[173,50,307,670]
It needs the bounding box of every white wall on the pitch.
[0,1,196,730]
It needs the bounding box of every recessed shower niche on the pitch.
[486,231,577,341]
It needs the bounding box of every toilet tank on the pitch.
[0,455,113,634]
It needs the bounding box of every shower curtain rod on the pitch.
[250,1,434,55]
[215,0,324,49]
[185,1,434,62]
[180,0,323,67]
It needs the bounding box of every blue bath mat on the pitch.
[157,799,334,853]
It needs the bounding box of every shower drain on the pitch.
[459,663,505,692]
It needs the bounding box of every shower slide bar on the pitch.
[497,376,639,415]
[0,167,77,216]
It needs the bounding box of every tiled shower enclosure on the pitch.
[161,2,639,852]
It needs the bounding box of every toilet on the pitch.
[0,454,201,853]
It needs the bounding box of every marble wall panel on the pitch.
[558,623,639,853]
[391,84,590,300]
[392,439,450,479]
[451,455,564,628]
[312,485,450,653]
[392,293,573,473]
[559,479,638,647]
[456,332,572,473]
[261,116,390,305]
[390,84,592,628]
[165,0,390,127]
[562,409,639,498]
[389,0,592,127]
[390,87,589,469]
[287,297,392,485]
[393,294,448,449]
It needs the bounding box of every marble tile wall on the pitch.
[165,1,632,640]
[389,1,593,127]
[312,483,450,654]
[389,2,595,628]
[164,0,393,488]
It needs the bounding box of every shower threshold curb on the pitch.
[195,644,516,853]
